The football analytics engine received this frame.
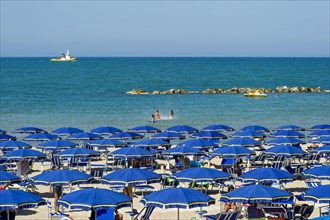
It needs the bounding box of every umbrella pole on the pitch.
[177,208,179,220]
[7,210,9,220]
[105,150,108,169]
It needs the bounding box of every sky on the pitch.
[1,1,329,57]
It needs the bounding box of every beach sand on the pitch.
[9,144,329,220]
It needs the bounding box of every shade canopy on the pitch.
[141,187,215,209]
[14,127,46,134]
[110,147,153,159]
[23,133,59,141]
[231,130,265,138]
[0,134,17,141]
[264,145,305,156]
[108,131,143,140]
[0,190,46,211]
[129,125,161,133]
[67,132,101,140]
[273,125,305,131]
[212,146,253,157]
[222,138,261,147]
[32,169,94,186]
[101,168,160,186]
[3,149,46,160]
[39,140,78,151]
[51,127,84,135]
[304,185,330,203]
[56,148,99,158]
[165,125,199,134]
[132,139,170,149]
[302,166,330,180]
[266,138,304,146]
[177,139,215,149]
[0,171,20,184]
[238,168,293,183]
[220,185,292,204]
[310,145,330,154]
[202,124,235,132]
[0,140,31,150]
[57,188,131,211]
[90,126,122,135]
[163,145,203,156]
[191,131,227,140]
[309,124,330,131]
[150,132,185,140]
[174,167,230,183]
[270,130,305,138]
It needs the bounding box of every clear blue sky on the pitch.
[1,1,329,57]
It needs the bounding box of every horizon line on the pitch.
[1,56,330,58]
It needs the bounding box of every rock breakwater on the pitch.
[126,86,327,95]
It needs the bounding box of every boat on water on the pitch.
[50,50,76,62]
[244,89,267,98]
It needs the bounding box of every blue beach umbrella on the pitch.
[309,124,330,131]
[310,145,330,154]
[311,216,330,220]
[129,125,161,133]
[0,190,46,211]
[220,184,292,204]
[67,132,101,140]
[273,125,305,131]
[90,126,122,135]
[101,168,161,186]
[141,188,215,220]
[191,131,228,140]
[212,146,253,157]
[57,148,99,158]
[222,138,261,147]
[302,166,330,180]
[0,140,31,150]
[13,127,46,134]
[304,185,330,203]
[32,169,94,186]
[0,134,17,141]
[163,145,203,156]
[308,130,330,138]
[270,130,305,138]
[311,137,330,144]
[238,168,293,184]
[110,147,153,159]
[0,171,20,184]
[177,139,216,150]
[0,129,6,134]
[57,188,131,211]
[51,127,84,135]
[3,149,46,160]
[108,131,143,140]
[240,125,269,132]
[150,131,185,140]
[264,145,305,156]
[88,139,125,148]
[132,139,170,149]
[202,124,235,132]
[231,130,265,139]
[174,167,230,183]
[39,140,78,151]
[23,133,59,141]
[166,125,199,134]
[266,137,304,146]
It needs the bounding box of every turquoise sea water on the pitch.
[1,57,329,133]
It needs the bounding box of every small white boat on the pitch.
[244,89,267,98]
[50,50,76,62]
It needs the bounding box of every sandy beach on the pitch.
[4,143,328,220]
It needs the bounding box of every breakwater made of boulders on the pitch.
[126,86,329,95]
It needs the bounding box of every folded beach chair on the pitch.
[47,200,71,220]
[271,161,283,169]
[203,211,240,220]
[294,204,314,220]
[133,206,156,220]
[90,168,104,182]
[306,181,322,188]
[51,154,61,169]
[250,154,266,168]
[304,154,321,166]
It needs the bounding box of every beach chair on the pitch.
[306,181,322,188]
[294,204,314,220]
[203,211,240,220]
[134,184,156,196]
[262,206,287,219]
[304,154,321,166]
[95,209,115,220]
[247,205,266,220]
[250,154,266,168]
[47,201,71,220]
[133,206,156,220]
[90,169,104,181]
[271,161,283,170]
[51,155,61,169]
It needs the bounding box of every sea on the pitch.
[1,57,329,136]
